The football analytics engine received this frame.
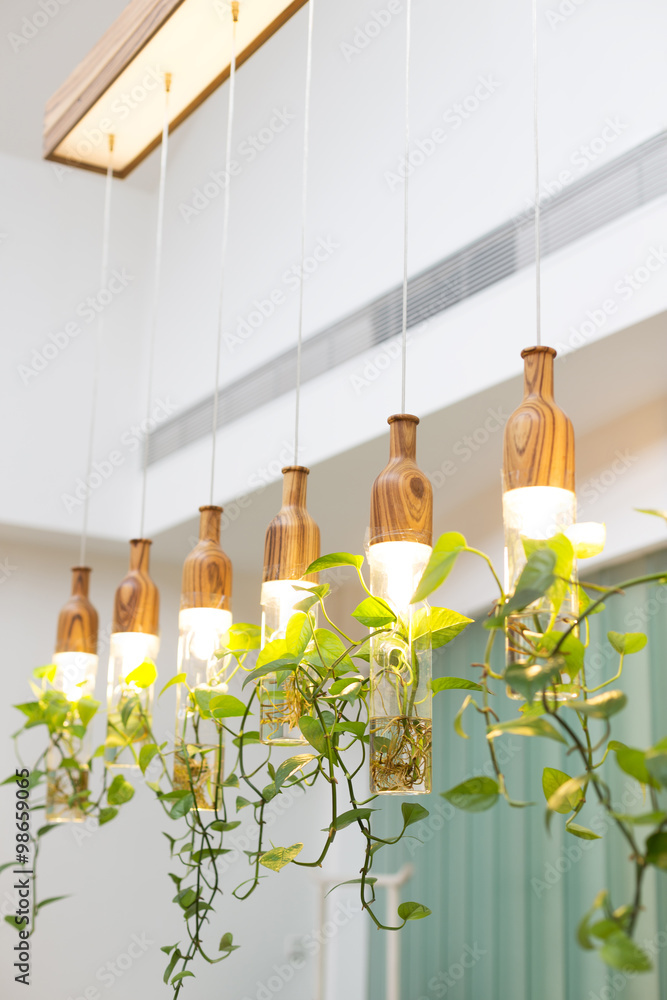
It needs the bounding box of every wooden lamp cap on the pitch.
[55,566,99,655]
[262,466,321,583]
[503,346,575,492]
[112,539,160,635]
[181,505,232,610]
[369,414,433,546]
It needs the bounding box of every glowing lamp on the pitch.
[105,539,160,767]
[502,346,577,693]
[46,567,100,823]
[259,467,320,746]
[174,506,232,809]
[368,415,433,796]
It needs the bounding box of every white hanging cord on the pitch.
[293,0,315,467]
[139,74,171,538]
[80,136,115,567]
[210,4,239,505]
[400,0,412,413]
[532,0,542,347]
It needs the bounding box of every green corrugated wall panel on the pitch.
[369,547,667,999]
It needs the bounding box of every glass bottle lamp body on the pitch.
[105,539,160,767]
[259,467,320,747]
[174,506,232,810]
[502,347,577,693]
[369,415,433,795]
[47,567,99,822]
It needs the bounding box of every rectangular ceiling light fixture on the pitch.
[43,0,308,178]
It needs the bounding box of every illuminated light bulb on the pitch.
[179,607,232,665]
[105,540,160,768]
[368,415,433,796]
[502,347,578,699]
[46,567,99,824]
[258,467,320,747]
[175,507,232,810]
[52,651,98,703]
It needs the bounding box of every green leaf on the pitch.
[401,802,429,828]
[225,623,262,652]
[611,811,667,826]
[422,607,474,648]
[77,695,100,728]
[537,631,586,681]
[442,777,499,812]
[107,774,135,806]
[566,823,601,841]
[170,793,195,818]
[299,716,328,755]
[578,890,608,950]
[432,676,483,695]
[578,586,605,616]
[454,695,472,739]
[600,931,653,972]
[504,658,564,702]
[171,971,195,985]
[305,552,364,574]
[210,694,247,718]
[259,843,304,872]
[98,807,118,826]
[412,532,467,603]
[312,629,356,673]
[542,768,582,814]
[488,717,566,744]
[351,596,396,628]
[139,743,160,774]
[286,612,313,658]
[546,776,586,820]
[162,948,183,983]
[210,820,241,833]
[328,808,376,831]
[124,660,157,689]
[219,932,240,954]
[398,901,431,921]
[326,877,377,897]
[491,548,557,625]
[636,508,667,523]
[646,740,667,788]
[159,673,187,698]
[646,832,667,871]
[36,895,69,911]
[326,676,365,702]
[523,533,574,616]
[34,663,58,682]
[608,741,659,788]
[236,796,251,812]
[607,631,648,655]
[275,754,317,791]
[564,691,627,719]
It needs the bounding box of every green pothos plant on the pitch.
[5,509,667,991]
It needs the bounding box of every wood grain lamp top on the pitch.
[503,345,575,492]
[262,466,321,583]
[181,505,232,610]
[112,538,160,634]
[55,566,99,655]
[369,414,433,547]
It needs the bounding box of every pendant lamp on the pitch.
[502,346,577,688]
[368,414,433,795]
[46,567,99,823]
[259,466,320,746]
[174,506,232,809]
[105,539,160,767]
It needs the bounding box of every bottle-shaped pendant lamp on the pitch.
[368,414,433,795]
[174,505,232,809]
[46,567,99,823]
[259,466,320,746]
[502,346,577,690]
[105,539,160,767]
